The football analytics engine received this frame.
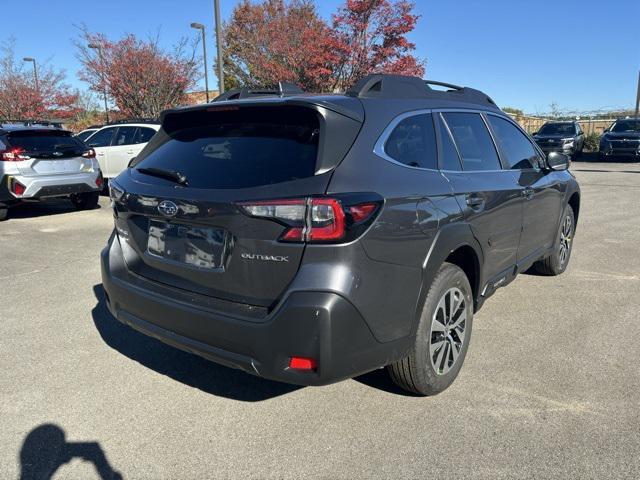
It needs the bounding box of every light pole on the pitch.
[22,57,39,94]
[88,43,110,123]
[635,70,639,130]
[190,22,210,102]
[214,0,224,94]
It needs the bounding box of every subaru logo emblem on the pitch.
[158,200,179,217]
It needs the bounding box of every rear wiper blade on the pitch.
[136,167,188,186]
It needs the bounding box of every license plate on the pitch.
[146,220,227,269]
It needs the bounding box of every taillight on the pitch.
[10,178,26,196]
[82,148,96,159]
[1,148,30,162]
[95,173,104,188]
[238,195,381,244]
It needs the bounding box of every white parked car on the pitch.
[85,121,160,179]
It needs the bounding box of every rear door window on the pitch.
[384,113,437,169]
[136,127,156,144]
[113,127,138,146]
[132,106,320,189]
[486,115,542,170]
[435,114,462,171]
[442,112,501,171]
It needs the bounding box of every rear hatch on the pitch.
[5,130,94,176]
[112,101,363,310]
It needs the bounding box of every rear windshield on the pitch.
[132,106,320,189]
[7,130,85,153]
[538,123,576,135]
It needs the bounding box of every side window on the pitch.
[136,127,156,144]
[576,123,582,135]
[435,114,462,171]
[487,115,541,170]
[86,127,116,148]
[384,113,437,169]
[442,112,501,171]
[113,127,138,146]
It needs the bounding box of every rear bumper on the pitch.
[100,234,403,386]
[0,171,101,204]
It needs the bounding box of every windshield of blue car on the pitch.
[611,120,640,133]
[538,124,576,135]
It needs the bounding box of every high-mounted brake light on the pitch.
[1,147,30,162]
[238,196,380,244]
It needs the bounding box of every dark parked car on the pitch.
[101,75,580,395]
[532,121,585,157]
[599,117,640,160]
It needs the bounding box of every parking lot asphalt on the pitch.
[1,158,639,479]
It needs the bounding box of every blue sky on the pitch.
[5,0,639,113]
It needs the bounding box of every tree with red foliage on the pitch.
[0,40,79,121]
[331,0,425,91]
[222,0,424,93]
[224,0,342,92]
[76,30,199,118]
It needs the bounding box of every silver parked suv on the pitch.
[0,123,103,221]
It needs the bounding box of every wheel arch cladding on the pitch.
[444,245,480,306]
[415,224,484,334]
[568,192,580,226]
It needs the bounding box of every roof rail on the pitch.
[106,118,159,125]
[0,119,64,128]
[346,74,498,108]
[211,81,304,102]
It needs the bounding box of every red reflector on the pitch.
[11,179,26,195]
[95,174,104,188]
[289,357,317,370]
[349,203,378,223]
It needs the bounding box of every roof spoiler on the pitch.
[212,82,304,102]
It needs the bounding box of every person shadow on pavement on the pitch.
[91,284,301,402]
[19,424,122,480]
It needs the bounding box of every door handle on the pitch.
[465,193,485,209]
[522,188,534,200]
[126,150,134,154]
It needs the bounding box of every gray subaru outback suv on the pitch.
[101,75,580,395]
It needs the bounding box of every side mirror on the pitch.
[531,131,538,136]
[546,152,570,171]
[127,157,137,168]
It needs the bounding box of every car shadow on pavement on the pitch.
[19,423,122,480]
[91,285,301,402]
[8,199,101,220]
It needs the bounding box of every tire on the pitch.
[532,206,575,276]
[387,262,474,396]
[70,192,99,210]
[0,207,7,221]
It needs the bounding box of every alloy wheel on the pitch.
[430,287,467,375]
[558,214,573,266]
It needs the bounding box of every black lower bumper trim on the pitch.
[101,237,409,386]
